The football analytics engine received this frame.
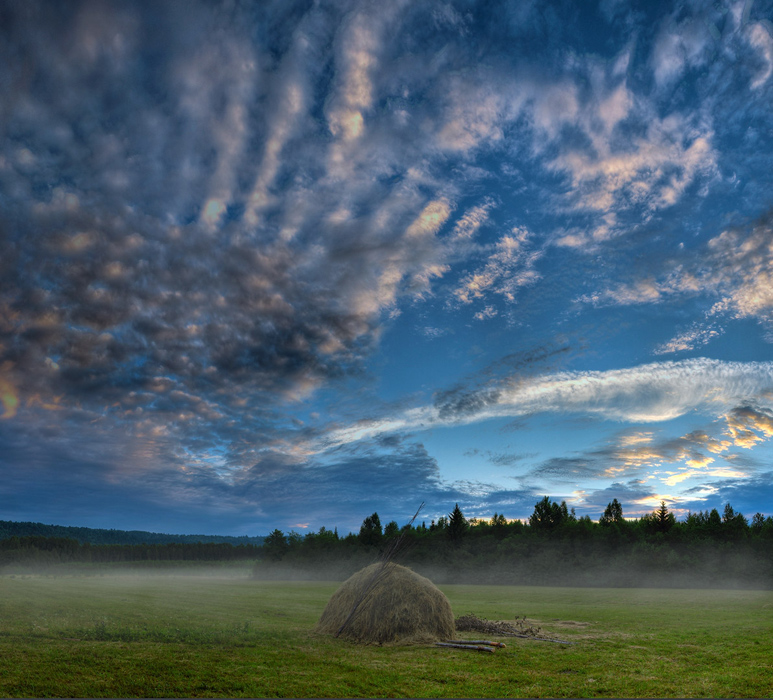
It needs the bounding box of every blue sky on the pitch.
[2,0,773,536]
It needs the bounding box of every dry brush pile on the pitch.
[456,613,572,645]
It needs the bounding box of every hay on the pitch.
[316,562,455,645]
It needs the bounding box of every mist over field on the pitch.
[2,566,771,697]
[3,493,772,593]
[248,552,772,591]
[2,556,768,592]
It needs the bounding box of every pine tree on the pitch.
[529,496,554,529]
[600,498,624,526]
[447,503,468,542]
[358,512,383,546]
[655,501,675,533]
[529,496,569,530]
[263,529,288,560]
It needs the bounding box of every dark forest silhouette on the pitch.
[2,499,772,587]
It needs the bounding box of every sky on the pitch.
[2,0,773,537]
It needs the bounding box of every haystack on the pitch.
[316,562,455,645]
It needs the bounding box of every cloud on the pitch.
[522,424,734,487]
[3,0,773,533]
[571,481,657,518]
[0,406,456,533]
[650,13,712,88]
[420,326,448,339]
[450,199,496,242]
[530,456,599,482]
[466,448,535,467]
[433,70,522,154]
[326,358,773,447]
[461,358,773,424]
[519,411,771,493]
[745,20,773,89]
[679,471,773,517]
[725,404,773,448]
[523,40,720,246]
[551,109,717,244]
[474,306,498,321]
[654,323,723,354]
[0,367,19,419]
[454,227,542,305]
[1,0,483,435]
[704,218,773,321]
[581,212,773,330]
[1,3,732,432]
[617,431,654,448]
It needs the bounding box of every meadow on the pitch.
[1,568,771,698]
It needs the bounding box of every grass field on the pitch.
[1,570,771,698]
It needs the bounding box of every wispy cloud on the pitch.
[650,11,712,88]
[580,212,773,335]
[454,227,542,306]
[325,358,773,447]
[745,19,773,89]
[654,323,723,354]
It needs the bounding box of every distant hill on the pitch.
[0,520,265,546]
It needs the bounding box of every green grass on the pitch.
[0,571,771,697]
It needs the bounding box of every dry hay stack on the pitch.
[316,562,455,645]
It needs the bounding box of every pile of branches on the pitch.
[455,614,572,645]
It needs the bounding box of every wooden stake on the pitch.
[435,642,496,653]
[443,639,506,647]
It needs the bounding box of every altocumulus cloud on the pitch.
[0,0,753,428]
[3,0,773,531]
[0,2,470,434]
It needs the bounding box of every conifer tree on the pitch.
[655,501,675,533]
[447,503,468,542]
[600,498,624,526]
[358,512,383,546]
[263,529,288,560]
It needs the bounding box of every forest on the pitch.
[252,498,773,588]
[0,519,265,546]
[2,498,772,588]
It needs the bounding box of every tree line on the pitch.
[262,498,773,556]
[0,520,265,546]
[0,537,262,568]
[2,498,772,587]
[254,499,773,588]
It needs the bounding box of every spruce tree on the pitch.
[263,529,288,560]
[447,503,468,542]
[656,501,675,533]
